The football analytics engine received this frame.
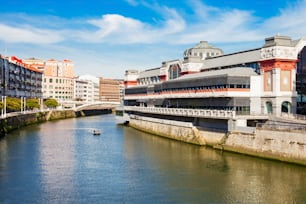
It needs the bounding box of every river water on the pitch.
[0,114,306,203]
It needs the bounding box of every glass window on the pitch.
[168,64,181,80]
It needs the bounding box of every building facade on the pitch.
[0,55,42,98]
[99,78,121,103]
[296,46,306,113]
[124,35,306,117]
[41,59,74,101]
[79,75,100,102]
[74,75,100,102]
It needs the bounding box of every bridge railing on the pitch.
[73,102,119,111]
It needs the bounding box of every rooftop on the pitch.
[178,67,259,81]
[201,48,261,70]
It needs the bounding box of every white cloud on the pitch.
[175,8,262,44]
[83,14,150,43]
[0,23,63,44]
[124,0,138,6]
[75,1,263,45]
[261,0,306,37]
[78,9,185,44]
[2,0,306,46]
[3,0,306,78]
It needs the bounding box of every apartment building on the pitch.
[74,75,100,102]
[99,78,121,103]
[0,55,42,98]
[42,59,74,101]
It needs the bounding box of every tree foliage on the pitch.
[6,97,21,112]
[44,98,59,108]
[26,98,40,110]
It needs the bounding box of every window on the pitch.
[237,84,243,88]
[168,64,181,80]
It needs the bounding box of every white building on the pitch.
[74,75,100,102]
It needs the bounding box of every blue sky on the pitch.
[1,0,306,78]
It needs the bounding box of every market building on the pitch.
[124,35,306,117]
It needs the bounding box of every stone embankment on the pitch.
[128,115,306,165]
[0,108,112,137]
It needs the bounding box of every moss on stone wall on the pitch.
[0,110,77,137]
[128,117,306,166]
[0,109,112,138]
[47,110,76,121]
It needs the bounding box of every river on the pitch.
[0,114,306,203]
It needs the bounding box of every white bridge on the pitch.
[60,101,120,111]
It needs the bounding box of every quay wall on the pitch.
[0,108,112,136]
[129,115,207,145]
[128,116,306,165]
[223,129,306,165]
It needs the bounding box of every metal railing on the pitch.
[124,106,236,119]
[280,113,306,122]
[256,122,306,132]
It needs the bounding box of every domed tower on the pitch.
[182,41,223,75]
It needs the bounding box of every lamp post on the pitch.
[4,96,6,118]
[21,97,23,113]
[23,97,26,113]
[1,96,3,118]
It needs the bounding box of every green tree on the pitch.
[6,97,21,112]
[44,98,59,108]
[26,98,40,110]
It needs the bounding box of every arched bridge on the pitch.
[61,101,120,112]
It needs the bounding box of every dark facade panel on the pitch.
[125,86,147,95]
[0,57,42,98]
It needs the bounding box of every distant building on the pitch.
[118,80,124,103]
[41,59,74,101]
[23,58,45,72]
[78,75,100,101]
[99,78,121,103]
[74,75,100,102]
[0,55,42,98]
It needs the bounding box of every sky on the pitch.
[1,0,306,79]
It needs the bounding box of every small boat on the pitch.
[92,129,101,135]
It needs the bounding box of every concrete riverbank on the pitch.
[0,108,112,137]
[128,115,306,165]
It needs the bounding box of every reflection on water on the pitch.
[0,114,306,203]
